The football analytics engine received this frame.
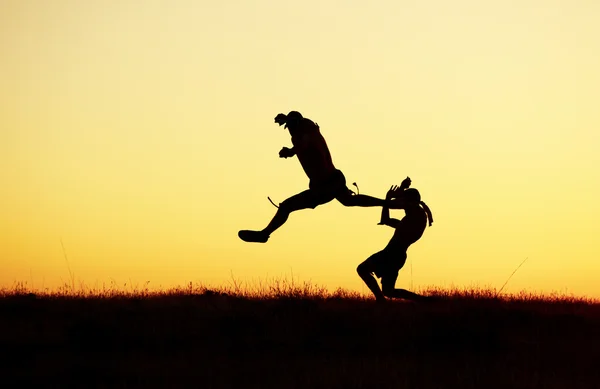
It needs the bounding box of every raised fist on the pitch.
[279,147,295,158]
[274,113,287,126]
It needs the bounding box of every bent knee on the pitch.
[338,198,353,207]
[356,263,371,276]
[279,198,317,212]
[356,263,365,275]
[337,193,356,207]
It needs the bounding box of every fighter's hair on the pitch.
[420,201,433,227]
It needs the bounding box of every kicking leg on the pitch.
[337,188,410,210]
[336,189,385,207]
[238,189,328,243]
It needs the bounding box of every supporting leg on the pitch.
[381,274,428,302]
[357,252,388,301]
[382,287,427,302]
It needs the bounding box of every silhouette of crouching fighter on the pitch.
[238,111,395,243]
[357,177,433,302]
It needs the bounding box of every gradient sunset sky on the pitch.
[2,0,599,296]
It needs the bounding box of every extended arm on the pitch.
[378,186,402,228]
[379,177,412,226]
[384,176,412,209]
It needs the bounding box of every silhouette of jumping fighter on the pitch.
[238,111,392,243]
[357,177,433,302]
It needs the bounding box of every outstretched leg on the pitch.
[238,189,332,243]
[337,189,409,209]
[336,189,386,207]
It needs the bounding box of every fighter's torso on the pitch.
[290,119,336,180]
[385,207,427,252]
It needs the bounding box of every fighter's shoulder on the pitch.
[301,118,320,132]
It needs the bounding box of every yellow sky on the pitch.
[1,0,599,296]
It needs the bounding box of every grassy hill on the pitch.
[1,283,599,388]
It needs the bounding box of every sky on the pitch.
[1,0,599,296]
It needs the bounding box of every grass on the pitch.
[1,280,599,388]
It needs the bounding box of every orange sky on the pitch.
[1,0,599,296]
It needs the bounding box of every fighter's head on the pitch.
[285,111,303,129]
[403,188,421,204]
[274,111,304,130]
[402,188,434,227]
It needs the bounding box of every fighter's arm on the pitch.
[383,176,411,209]
[279,134,312,158]
[275,113,312,159]
[279,128,316,159]
[279,146,296,158]
[379,206,402,228]
[379,185,403,228]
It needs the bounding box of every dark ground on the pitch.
[1,290,599,389]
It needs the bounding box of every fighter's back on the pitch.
[291,118,336,181]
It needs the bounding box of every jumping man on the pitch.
[238,111,392,243]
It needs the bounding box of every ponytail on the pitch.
[420,201,433,227]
